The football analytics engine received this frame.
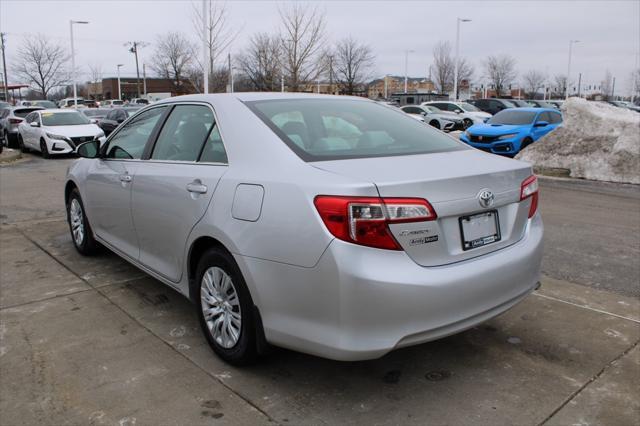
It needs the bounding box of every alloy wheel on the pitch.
[200,266,242,349]
[69,199,85,246]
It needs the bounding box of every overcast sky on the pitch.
[1,0,639,94]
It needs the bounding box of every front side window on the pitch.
[549,112,563,124]
[246,99,464,161]
[151,105,214,161]
[488,110,537,125]
[460,103,480,112]
[105,107,167,159]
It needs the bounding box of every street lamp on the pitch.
[69,20,89,107]
[453,17,471,101]
[566,39,580,100]
[117,64,124,101]
[404,49,415,94]
[384,74,390,99]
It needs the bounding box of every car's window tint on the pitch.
[247,99,464,161]
[105,107,166,159]
[41,112,90,126]
[151,105,214,161]
[536,112,552,123]
[199,125,228,163]
[549,112,563,124]
[488,110,537,125]
[24,113,35,123]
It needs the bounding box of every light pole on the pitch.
[384,74,390,99]
[404,49,414,94]
[202,0,209,94]
[69,20,89,107]
[566,39,580,100]
[116,64,124,101]
[453,17,471,101]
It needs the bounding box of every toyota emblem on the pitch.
[477,189,495,208]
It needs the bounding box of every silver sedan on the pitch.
[65,93,543,365]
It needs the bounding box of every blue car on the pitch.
[459,108,562,156]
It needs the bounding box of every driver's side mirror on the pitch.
[534,121,549,127]
[76,140,101,158]
[455,109,462,114]
[420,111,427,116]
[30,121,40,127]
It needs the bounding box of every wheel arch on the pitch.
[187,236,233,303]
[64,180,79,206]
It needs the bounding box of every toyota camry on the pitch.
[65,93,543,365]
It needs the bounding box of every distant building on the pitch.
[101,77,196,100]
[367,76,436,99]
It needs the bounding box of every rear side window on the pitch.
[199,125,228,163]
[246,99,464,161]
[151,105,214,162]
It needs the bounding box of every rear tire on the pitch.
[196,247,258,365]
[429,120,440,129]
[18,135,28,153]
[67,188,100,255]
[7,132,17,149]
[40,139,50,159]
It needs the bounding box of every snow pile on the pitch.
[516,98,640,184]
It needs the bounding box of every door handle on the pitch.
[186,181,207,194]
[119,174,132,183]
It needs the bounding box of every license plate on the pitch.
[459,210,501,251]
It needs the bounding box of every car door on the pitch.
[130,103,228,282]
[21,113,35,145]
[84,106,169,260]
[532,111,554,140]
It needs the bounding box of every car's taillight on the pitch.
[314,196,437,250]
[520,175,539,218]
[9,118,23,124]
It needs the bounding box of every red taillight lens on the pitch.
[9,118,23,124]
[520,175,539,218]
[314,196,437,250]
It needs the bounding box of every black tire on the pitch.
[429,120,440,129]
[463,118,474,129]
[520,137,533,151]
[66,188,100,255]
[40,139,50,159]
[18,135,28,153]
[196,247,258,365]
[7,132,17,149]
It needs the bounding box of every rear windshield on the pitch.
[42,112,90,126]
[246,99,464,161]
[487,110,537,125]
[14,108,41,118]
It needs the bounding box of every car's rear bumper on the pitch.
[237,214,543,361]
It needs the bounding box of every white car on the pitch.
[423,101,492,128]
[400,105,465,132]
[101,99,125,108]
[17,109,106,158]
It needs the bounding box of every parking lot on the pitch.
[1,153,639,425]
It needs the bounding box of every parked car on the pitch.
[422,101,492,127]
[0,106,44,148]
[129,98,150,105]
[58,98,86,108]
[101,99,125,108]
[0,103,12,146]
[81,108,110,125]
[505,99,530,108]
[98,107,142,136]
[17,109,105,158]
[65,93,543,365]
[460,108,562,156]
[84,100,98,108]
[26,100,59,109]
[606,100,640,112]
[468,98,516,115]
[400,104,464,131]
[525,100,557,109]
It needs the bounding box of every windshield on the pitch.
[42,111,90,126]
[487,110,537,125]
[460,103,480,112]
[33,101,57,108]
[246,99,464,161]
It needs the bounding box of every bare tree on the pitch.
[237,33,282,91]
[454,57,474,98]
[431,41,453,94]
[332,36,375,95]
[279,3,326,91]
[484,54,517,97]
[86,63,103,99]
[601,70,613,101]
[12,34,70,99]
[554,74,568,98]
[150,32,196,91]
[190,1,238,92]
[522,70,546,98]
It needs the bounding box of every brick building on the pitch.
[101,77,196,100]
[367,76,436,99]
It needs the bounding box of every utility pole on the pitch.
[611,76,616,100]
[453,18,471,100]
[202,0,209,94]
[404,49,414,94]
[227,52,232,93]
[116,64,124,100]
[577,72,582,98]
[0,33,9,102]
[566,39,580,100]
[126,41,145,98]
[70,20,89,106]
[143,63,147,96]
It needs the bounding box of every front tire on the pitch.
[18,135,29,153]
[463,118,474,129]
[196,248,258,365]
[429,120,440,129]
[67,189,100,255]
[40,139,50,159]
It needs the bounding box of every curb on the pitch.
[0,149,22,164]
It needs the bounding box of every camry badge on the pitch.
[477,189,495,208]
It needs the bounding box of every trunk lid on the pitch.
[312,149,534,266]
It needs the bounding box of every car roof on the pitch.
[38,108,81,113]
[153,92,367,106]
[499,107,558,113]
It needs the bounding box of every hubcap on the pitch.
[69,199,85,246]
[200,267,242,349]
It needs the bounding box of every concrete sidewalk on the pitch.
[1,219,638,425]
